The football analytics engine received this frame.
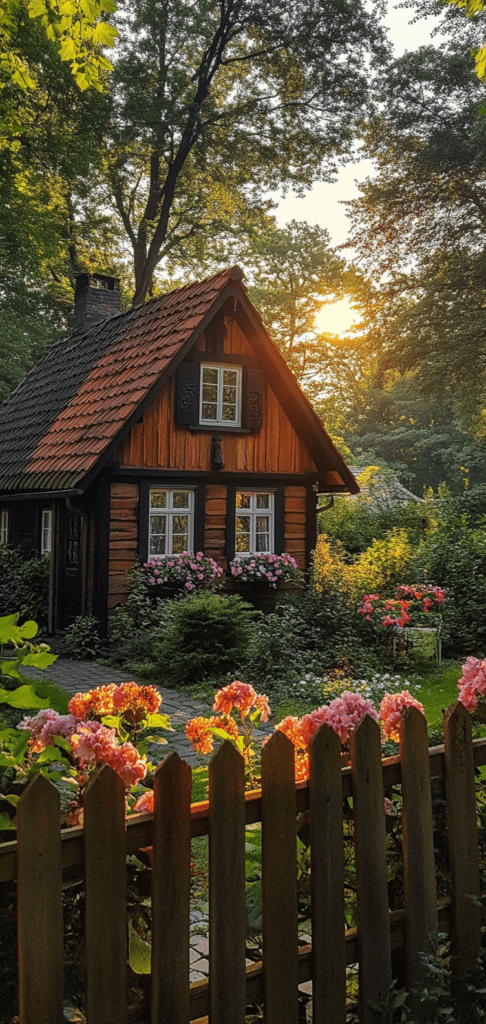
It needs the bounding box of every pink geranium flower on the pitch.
[380,691,424,742]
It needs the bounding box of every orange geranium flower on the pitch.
[213,681,257,717]
[112,682,161,723]
[68,682,161,723]
[186,714,239,755]
[68,684,118,718]
[273,716,307,751]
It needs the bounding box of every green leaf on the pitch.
[2,684,51,709]
[21,652,57,669]
[101,715,120,728]
[18,620,38,639]
[0,728,23,743]
[0,661,20,679]
[0,752,17,767]
[53,735,73,754]
[145,713,173,731]
[0,812,16,830]
[13,729,30,761]
[35,746,71,767]
[144,735,168,745]
[5,794,20,807]
[0,613,19,642]
[128,922,152,974]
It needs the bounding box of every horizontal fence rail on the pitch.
[1,705,486,1023]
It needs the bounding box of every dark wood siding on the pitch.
[284,486,307,569]
[107,484,138,617]
[204,484,227,570]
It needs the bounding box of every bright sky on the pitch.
[274,1,440,335]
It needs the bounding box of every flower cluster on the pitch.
[272,717,310,781]
[379,691,425,742]
[300,691,379,746]
[18,709,148,785]
[185,714,240,756]
[68,682,161,722]
[229,552,302,587]
[271,688,424,780]
[185,681,271,782]
[457,656,486,711]
[358,584,445,629]
[141,552,223,591]
[18,710,79,753]
[70,721,147,785]
[213,681,270,721]
[17,681,168,799]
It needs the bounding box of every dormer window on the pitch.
[200,364,241,427]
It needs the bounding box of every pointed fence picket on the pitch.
[2,700,486,1024]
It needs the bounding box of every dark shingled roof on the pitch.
[0,266,359,495]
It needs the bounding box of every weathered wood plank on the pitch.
[84,766,127,1024]
[17,774,63,1024]
[151,752,192,1024]
[261,731,299,1024]
[400,707,438,1013]
[443,702,481,981]
[351,715,392,1024]
[309,724,346,1024]
[111,484,139,499]
[209,742,246,1024]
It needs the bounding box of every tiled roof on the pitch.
[0,267,239,492]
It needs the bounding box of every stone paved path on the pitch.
[22,655,273,980]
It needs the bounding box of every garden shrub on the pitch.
[319,465,425,555]
[413,510,486,656]
[0,549,49,629]
[151,591,257,686]
[65,615,103,660]
[345,528,414,602]
[312,529,414,605]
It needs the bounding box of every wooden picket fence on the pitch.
[0,699,485,1024]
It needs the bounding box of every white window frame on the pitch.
[41,509,53,555]
[199,363,242,427]
[148,488,195,557]
[0,510,9,547]
[235,491,275,555]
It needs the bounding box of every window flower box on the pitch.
[141,552,223,597]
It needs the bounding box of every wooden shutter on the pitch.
[176,363,199,426]
[243,368,264,430]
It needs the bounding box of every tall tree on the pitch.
[344,34,486,426]
[106,0,388,303]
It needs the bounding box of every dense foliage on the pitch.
[0,549,49,629]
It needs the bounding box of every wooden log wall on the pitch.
[284,486,306,568]
[204,484,227,569]
[107,483,138,615]
[113,320,318,477]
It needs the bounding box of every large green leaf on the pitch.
[128,922,152,974]
[21,651,57,669]
[1,684,51,709]
[0,614,19,643]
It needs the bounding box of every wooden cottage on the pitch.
[0,266,358,633]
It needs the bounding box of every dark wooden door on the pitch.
[58,509,82,628]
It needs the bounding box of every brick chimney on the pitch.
[73,273,121,335]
